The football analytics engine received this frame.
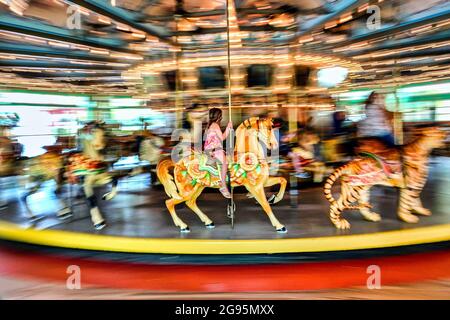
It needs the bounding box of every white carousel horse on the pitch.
[67,124,118,230]
[124,129,165,184]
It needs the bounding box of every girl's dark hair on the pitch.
[208,108,222,127]
[365,91,378,105]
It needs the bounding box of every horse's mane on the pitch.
[234,117,272,159]
[237,117,261,131]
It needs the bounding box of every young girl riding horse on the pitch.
[204,108,233,198]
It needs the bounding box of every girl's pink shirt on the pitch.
[204,122,231,151]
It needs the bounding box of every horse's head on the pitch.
[83,122,107,154]
[91,126,106,151]
[235,117,279,158]
[257,116,278,150]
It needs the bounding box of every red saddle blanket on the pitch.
[358,151,402,176]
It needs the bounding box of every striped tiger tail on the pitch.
[324,164,349,205]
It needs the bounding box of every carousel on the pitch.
[0,0,449,294]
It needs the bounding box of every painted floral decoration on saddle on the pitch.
[176,152,264,189]
[67,153,108,183]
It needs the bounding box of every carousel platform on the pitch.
[0,157,449,257]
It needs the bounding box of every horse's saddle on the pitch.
[189,153,221,178]
[67,153,108,177]
[183,152,262,187]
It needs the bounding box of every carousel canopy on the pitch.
[0,0,448,96]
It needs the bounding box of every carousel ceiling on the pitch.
[0,0,449,95]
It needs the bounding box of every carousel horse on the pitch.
[66,123,118,230]
[121,128,165,184]
[323,127,447,229]
[157,117,288,233]
[0,133,72,219]
[279,130,331,183]
[0,134,19,210]
[20,149,72,220]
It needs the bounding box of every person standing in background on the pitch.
[139,129,164,186]
[357,91,395,146]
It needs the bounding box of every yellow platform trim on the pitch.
[0,220,449,254]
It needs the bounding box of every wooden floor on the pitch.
[1,276,449,299]
[1,243,449,295]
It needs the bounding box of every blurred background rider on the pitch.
[357,91,395,147]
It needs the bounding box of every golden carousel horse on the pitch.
[323,127,447,229]
[157,117,288,233]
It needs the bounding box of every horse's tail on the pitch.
[157,159,183,200]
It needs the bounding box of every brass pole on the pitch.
[174,10,182,129]
[225,0,235,228]
[225,0,232,121]
[393,59,403,144]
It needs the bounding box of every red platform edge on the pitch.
[1,247,449,292]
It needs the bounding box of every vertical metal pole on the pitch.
[288,45,298,208]
[225,0,235,228]
[225,0,232,122]
[174,12,182,129]
[393,60,403,145]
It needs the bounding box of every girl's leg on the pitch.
[214,151,231,198]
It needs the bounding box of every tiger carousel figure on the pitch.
[323,126,447,229]
[157,116,288,233]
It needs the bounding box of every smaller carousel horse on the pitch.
[279,130,331,182]
[0,131,21,210]
[323,127,447,229]
[66,122,118,230]
[20,147,72,220]
[157,116,288,233]
[0,123,72,219]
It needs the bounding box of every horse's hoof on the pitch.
[57,211,73,220]
[205,223,215,229]
[268,194,276,204]
[180,227,190,233]
[94,221,107,230]
[276,226,287,233]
